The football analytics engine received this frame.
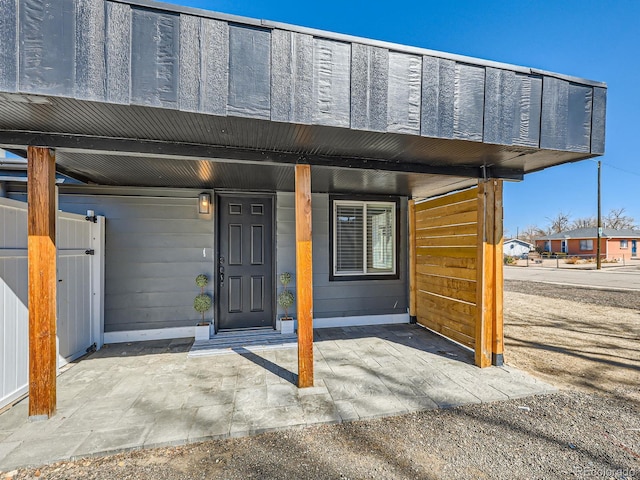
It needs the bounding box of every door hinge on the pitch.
[85,249,95,255]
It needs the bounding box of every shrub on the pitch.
[194,293,212,314]
[564,256,580,264]
[503,255,516,265]
[195,274,209,288]
[278,272,294,318]
[194,274,212,324]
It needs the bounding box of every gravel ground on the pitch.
[505,279,640,311]
[5,284,640,480]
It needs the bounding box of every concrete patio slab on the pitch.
[0,325,556,471]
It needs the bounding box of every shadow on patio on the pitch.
[0,324,554,471]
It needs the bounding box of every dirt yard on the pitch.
[4,282,640,479]
[504,280,640,404]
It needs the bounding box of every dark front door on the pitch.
[218,195,274,330]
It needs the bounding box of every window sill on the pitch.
[330,273,400,282]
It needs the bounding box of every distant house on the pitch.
[535,228,640,258]
[504,238,534,258]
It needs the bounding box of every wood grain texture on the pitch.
[417,296,476,330]
[417,276,476,303]
[414,187,480,355]
[417,316,474,348]
[414,255,476,269]
[416,263,476,281]
[475,181,493,368]
[415,210,477,229]
[408,200,416,318]
[415,235,477,247]
[415,222,477,238]
[415,188,476,212]
[493,180,504,359]
[27,146,57,418]
[415,245,477,258]
[415,199,477,218]
[295,164,314,388]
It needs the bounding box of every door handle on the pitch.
[219,266,225,285]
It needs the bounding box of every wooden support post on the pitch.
[27,146,57,419]
[408,200,417,324]
[492,180,504,366]
[475,181,493,368]
[295,164,314,388]
[475,179,504,368]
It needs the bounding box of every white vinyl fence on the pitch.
[0,197,104,410]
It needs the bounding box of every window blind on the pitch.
[334,202,395,275]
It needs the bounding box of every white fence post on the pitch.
[91,216,105,349]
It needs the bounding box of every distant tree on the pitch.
[571,216,597,229]
[545,211,571,234]
[603,208,637,230]
[520,225,546,244]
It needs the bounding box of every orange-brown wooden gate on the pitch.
[409,180,503,367]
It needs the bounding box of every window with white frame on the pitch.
[620,239,628,249]
[579,239,594,251]
[332,200,397,278]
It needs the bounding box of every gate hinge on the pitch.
[85,249,95,255]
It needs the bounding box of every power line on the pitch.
[601,162,640,178]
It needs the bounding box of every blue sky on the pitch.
[166,0,638,236]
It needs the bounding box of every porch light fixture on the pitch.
[198,193,211,215]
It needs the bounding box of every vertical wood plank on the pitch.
[295,164,314,388]
[492,180,504,366]
[408,199,417,322]
[27,146,57,418]
[475,181,492,368]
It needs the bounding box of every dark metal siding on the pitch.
[484,69,542,147]
[131,8,181,108]
[350,43,388,132]
[0,0,606,163]
[105,2,132,105]
[276,193,408,319]
[271,30,314,124]
[18,0,76,96]
[228,25,271,119]
[76,0,107,101]
[387,52,422,135]
[591,87,607,155]
[0,0,18,93]
[541,77,593,152]
[57,192,215,332]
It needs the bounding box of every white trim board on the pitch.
[311,313,409,329]
[104,314,409,343]
[104,327,197,344]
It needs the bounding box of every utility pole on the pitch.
[596,160,602,270]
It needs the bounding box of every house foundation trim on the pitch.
[104,327,200,344]
[313,313,410,329]
[27,146,57,419]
